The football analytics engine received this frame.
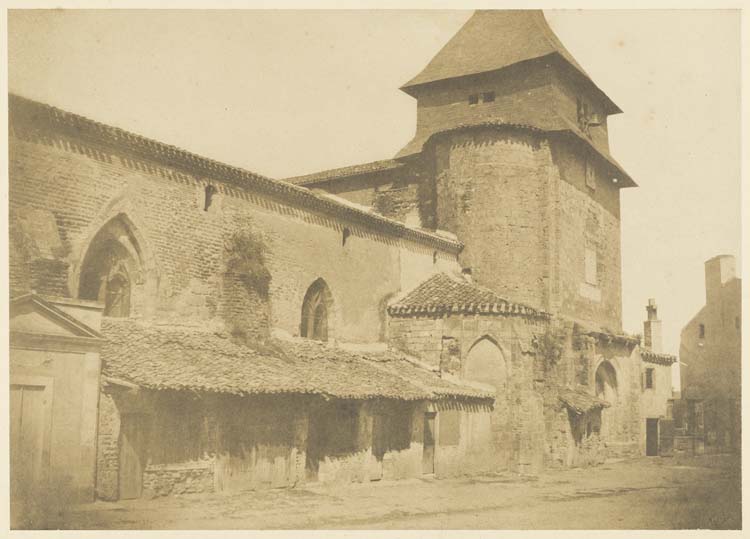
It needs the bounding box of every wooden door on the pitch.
[646,418,659,456]
[422,412,436,474]
[10,382,52,495]
[119,415,146,499]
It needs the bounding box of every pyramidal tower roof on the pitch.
[401,10,621,114]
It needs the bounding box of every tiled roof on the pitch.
[8,94,461,255]
[284,159,404,186]
[388,273,550,319]
[641,350,677,366]
[395,117,636,188]
[558,388,610,415]
[401,10,620,114]
[100,319,493,402]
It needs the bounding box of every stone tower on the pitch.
[396,10,636,331]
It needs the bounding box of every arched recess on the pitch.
[594,359,618,440]
[594,360,618,403]
[464,336,508,391]
[300,278,334,342]
[463,336,512,470]
[75,214,155,318]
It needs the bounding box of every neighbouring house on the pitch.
[638,299,677,456]
[677,255,742,453]
[9,10,676,517]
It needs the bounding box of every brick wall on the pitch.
[410,61,555,148]
[9,126,451,343]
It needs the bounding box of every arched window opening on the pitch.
[78,217,145,319]
[342,227,351,247]
[595,361,618,404]
[301,279,333,342]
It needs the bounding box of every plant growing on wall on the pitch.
[224,227,272,298]
[534,325,567,370]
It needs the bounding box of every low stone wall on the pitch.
[142,460,215,498]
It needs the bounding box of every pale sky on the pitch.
[8,10,741,364]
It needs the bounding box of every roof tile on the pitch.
[388,272,550,319]
[100,319,493,402]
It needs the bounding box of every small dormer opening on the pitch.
[342,227,351,247]
[482,91,495,103]
[204,184,217,211]
[468,94,479,106]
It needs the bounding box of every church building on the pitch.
[9,10,675,513]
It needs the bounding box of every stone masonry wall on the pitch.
[389,312,548,474]
[431,128,552,313]
[550,139,622,331]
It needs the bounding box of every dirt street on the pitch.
[51,454,740,530]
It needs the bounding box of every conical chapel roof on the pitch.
[401,10,621,114]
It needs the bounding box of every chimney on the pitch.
[643,298,662,353]
[705,255,736,304]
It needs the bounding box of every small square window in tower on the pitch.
[468,94,479,106]
[482,91,495,103]
[584,247,598,286]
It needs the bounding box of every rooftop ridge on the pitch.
[285,158,404,186]
[8,93,462,254]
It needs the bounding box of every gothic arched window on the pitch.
[301,279,332,342]
[78,216,147,318]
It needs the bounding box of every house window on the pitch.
[468,94,479,106]
[645,368,654,390]
[699,323,705,339]
[482,91,495,103]
[584,247,598,285]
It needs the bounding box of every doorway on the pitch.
[646,418,659,456]
[10,380,53,496]
[422,412,436,474]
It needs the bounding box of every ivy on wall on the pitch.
[224,227,272,298]
[533,325,568,371]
